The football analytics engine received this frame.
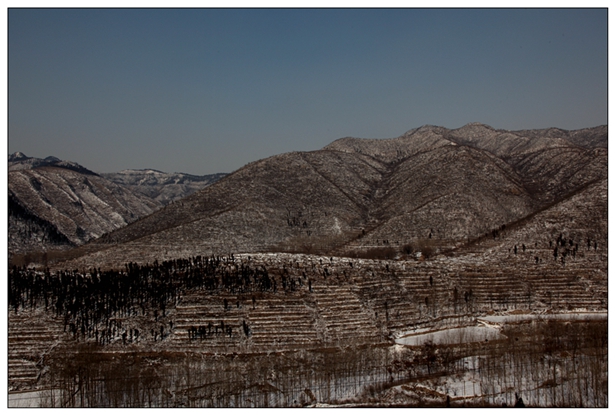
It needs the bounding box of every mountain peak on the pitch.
[9,152,29,162]
[8,153,99,176]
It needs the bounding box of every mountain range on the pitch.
[8,123,608,407]
[32,122,606,270]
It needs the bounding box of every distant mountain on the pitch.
[59,123,606,269]
[101,169,226,205]
[8,151,29,162]
[510,125,608,149]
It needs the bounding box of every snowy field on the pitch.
[8,390,62,408]
[394,312,607,347]
[395,325,505,346]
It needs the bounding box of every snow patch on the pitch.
[332,217,341,234]
[395,326,505,346]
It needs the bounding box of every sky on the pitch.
[7,8,608,175]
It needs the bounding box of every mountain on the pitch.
[451,172,607,264]
[8,153,227,256]
[8,153,162,254]
[8,151,29,162]
[511,125,608,149]
[9,153,99,175]
[8,125,607,407]
[55,123,606,269]
[101,169,227,205]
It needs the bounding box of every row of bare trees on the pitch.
[8,255,308,344]
[42,344,398,407]
[39,317,606,407]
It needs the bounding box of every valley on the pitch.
[7,123,608,407]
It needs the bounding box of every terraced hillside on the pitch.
[8,234,607,392]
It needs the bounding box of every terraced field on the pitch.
[8,243,607,408]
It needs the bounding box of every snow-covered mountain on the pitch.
[9,153,99,175]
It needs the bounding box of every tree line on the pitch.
[9,255,304,343]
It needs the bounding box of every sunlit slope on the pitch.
[9,166,161,252]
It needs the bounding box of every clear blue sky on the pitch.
[8,8,608,175]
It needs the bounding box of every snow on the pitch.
[333,217,341,234]
[394,312,607,347]
[8,390,62,407]
[395,325,505,346]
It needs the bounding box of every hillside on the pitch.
[8,154,227,256]
[55,123,607,269]
[8,191,76,254]
[8,154,162,253]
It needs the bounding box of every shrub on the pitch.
[401,244,413,255]
[416,238,436,260]
[361,247,397,260]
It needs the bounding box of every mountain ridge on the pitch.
[101,169,227,205]
[9,152,99,175]
[51,123,606,269]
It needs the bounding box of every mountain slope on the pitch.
[8,156,162,252]
[356,144,535,247]
[9,153,99,175]
[54,123,606,269]
[95,150,385,250]
[8,191,75,254]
